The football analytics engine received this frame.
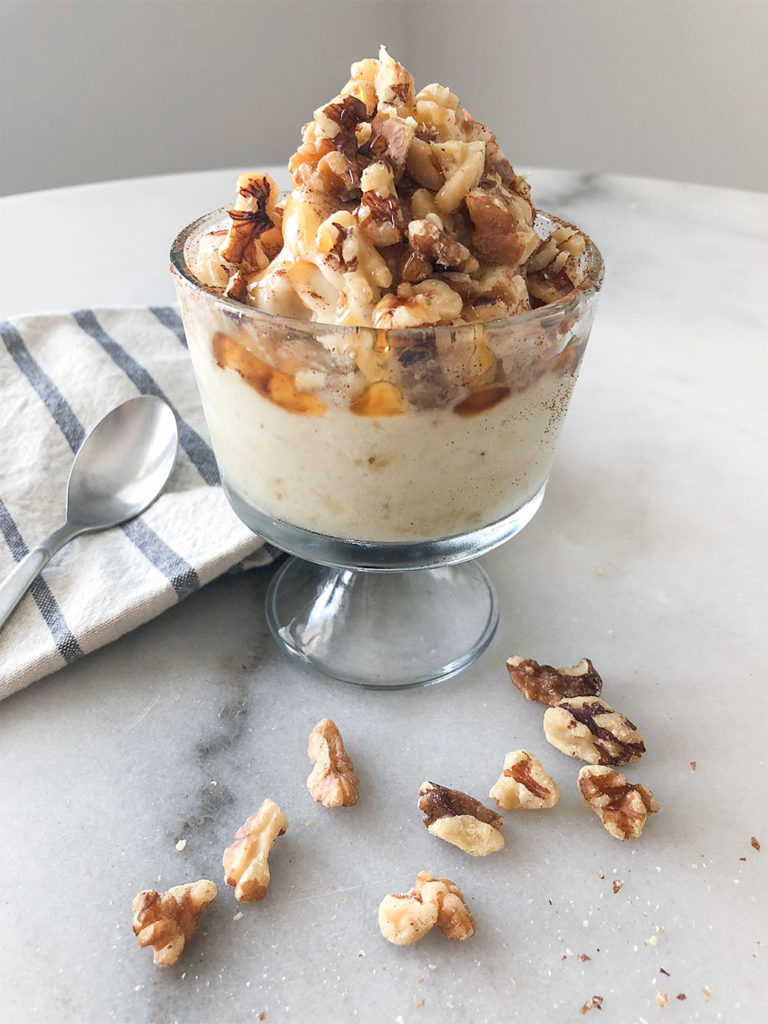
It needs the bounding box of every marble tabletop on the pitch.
[0,169,766,1024]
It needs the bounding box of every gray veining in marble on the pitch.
[1,170,767,1024]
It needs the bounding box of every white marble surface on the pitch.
[0,170,767,1024]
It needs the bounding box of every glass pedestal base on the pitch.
[265,557,499,688]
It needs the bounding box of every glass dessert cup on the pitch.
[171,210,603,688]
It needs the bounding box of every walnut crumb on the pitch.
[656,990,669,1008]
[612,880,623,894]
[751,836,761,851]
[579,994,603,1014]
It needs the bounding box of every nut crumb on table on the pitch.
[579,994,603,1014]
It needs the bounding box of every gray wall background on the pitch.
[1,0,766,196]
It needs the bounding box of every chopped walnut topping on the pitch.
[132,880,217,967]
[378,870,475,946]
[418,780,504,856]
[489,750,560,810]
[578,765,659,840]
[199,48,593,327]
[307,718,359,807]
[373,279,462,328]
[506,656,603,706]
[222,799,288,902]
[408,218,476,272]
[465,188,538,266]
[544,696,646,765]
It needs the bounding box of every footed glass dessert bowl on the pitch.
[171,210,603,687]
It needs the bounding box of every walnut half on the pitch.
[132,879,217,967]
[489,750,560,810]
[543,696,646,766]
[578,765,659,840]
[418,780,504,856]
[378,870,475,945]
[506,656,603,706]
[222,799,289,902]
[307,718,360,807]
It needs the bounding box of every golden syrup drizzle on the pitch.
[453,385,511,417]
[350,380,405,417]
[212,332,325,417]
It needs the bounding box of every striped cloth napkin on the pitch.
[0,307,272,702]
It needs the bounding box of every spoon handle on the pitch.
[0,524,80,635]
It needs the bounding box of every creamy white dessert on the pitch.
[175,48,600,545]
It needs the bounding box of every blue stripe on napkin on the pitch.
[0,321,86,451]
[149,306,187,347]
[0,317,201,602]
[73,309,219,486]
[0,498,84,663]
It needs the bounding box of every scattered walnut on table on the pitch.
[378,870,476,945]
[131,879,217,967]
[543,695,646,765]
[222,799,289,902]
[579,995,604,1014]
[578,765,659,840]
[506,655,603,706]
[418,780,504,855]
[489,750,560,810]
[307,718,360,807]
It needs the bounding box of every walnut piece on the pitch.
[418,780,504,856]
[506,656,603,706]
[489,750,560,810]
[378,870,475,946]
[132,879,217,967]
[307,717,360,807]
[543,696,646,766]
[222,799,288,902]
[578,765,659,840]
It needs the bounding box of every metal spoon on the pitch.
[0,395,178,634]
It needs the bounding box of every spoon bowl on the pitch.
[0,395,179,635]
[66,396,179,529]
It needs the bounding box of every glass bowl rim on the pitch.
[170,206,604,337]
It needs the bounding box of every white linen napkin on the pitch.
[0,307,273,701]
